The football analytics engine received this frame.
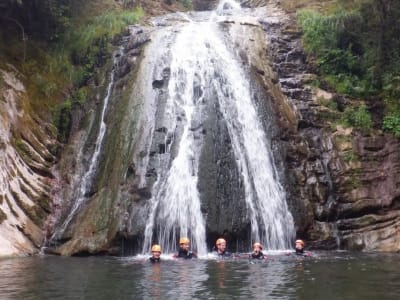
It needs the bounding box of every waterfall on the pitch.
[51,48,123,241]
[142,22,209,255]
[142,0,294,254]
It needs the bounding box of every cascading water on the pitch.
[141,22,209,256]
[142,0,295,253]
[51,48,123,241]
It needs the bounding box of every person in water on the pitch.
[149,244,162,263]
[249,242,265,259]
[213,238,232,258]
[173,237,197,259]
[294,239,311,256]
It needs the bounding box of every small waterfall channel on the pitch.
[51,47,124,242]
[140,0,295,254]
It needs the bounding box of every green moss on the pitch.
[178,0,192,9]
[14,138,31,157]
[18,179,51,213]
[10,188,47,226]
[317,96,339,111]
[13,137,52,168]
[21,129,55,163]
[333,133,352,146]
[343,170,362,191]
[342,150,358,163]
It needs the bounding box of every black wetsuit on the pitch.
[175,249,197,259]
[149,257,161,263]
[250,251,265,259]
[295,248,311,257]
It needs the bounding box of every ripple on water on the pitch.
[1,253,400,299]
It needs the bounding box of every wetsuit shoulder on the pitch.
[149,257,160,263]
[250,252,265,259]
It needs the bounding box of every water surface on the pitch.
[0,252,399,299]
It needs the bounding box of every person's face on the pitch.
[295,242,303,250]
[253,245,261,254]
[152,251,161,259]
[217,242,226,252]
[180,242,190,251]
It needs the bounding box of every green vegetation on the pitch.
[297,0,400,135]
[383,112,400,137]
[1,1,143,142]
[55,8,143,142]
[342,104,372,132]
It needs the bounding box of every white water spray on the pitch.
[142,21,209,255]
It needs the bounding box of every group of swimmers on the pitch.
[149,238,310,262]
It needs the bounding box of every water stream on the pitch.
[142,0,294,254]
[51,47,123,241]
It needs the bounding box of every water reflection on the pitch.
[142,262,162,300]
[140,260,209,299]
[203,260,251,298]
[0,253,400,299]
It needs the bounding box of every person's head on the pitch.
[253,242,263,254]
[151,244,162,259]
[295,239,305,251]
[216,238,226,253]
[179,237,190,251]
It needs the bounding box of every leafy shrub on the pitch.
[342,104,372,131]
[49,7,143,142]
[383,112,400,137]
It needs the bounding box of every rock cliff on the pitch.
[0,66,58,256]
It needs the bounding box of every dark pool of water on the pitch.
[0,252,399,299]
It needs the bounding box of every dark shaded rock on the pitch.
[192,0,218,11]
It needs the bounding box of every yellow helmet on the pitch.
[295,239,305,247]
[151,244,162,252]
[216,238,226,246]
[253,242,263,250]
[179,237,190,245]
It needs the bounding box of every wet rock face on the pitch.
[0,67,58,256]
[333,134,400,251]
[47,27,153,256]
[197,79,249,247]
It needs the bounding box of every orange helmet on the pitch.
[216,238,226,246]
[179,237,190,245]
[295,239,305,246]
[151,244,162,252]
[253,242,263,250]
